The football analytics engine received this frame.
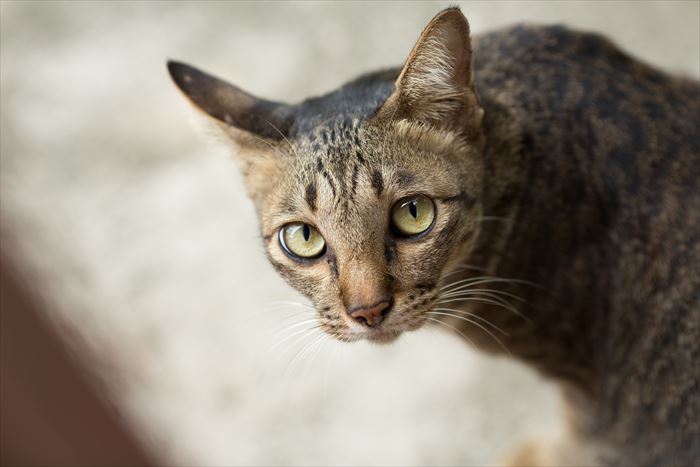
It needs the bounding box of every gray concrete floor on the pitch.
[1,1,698,465]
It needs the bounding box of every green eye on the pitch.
[279,223,326,259]
[391,195,435,236]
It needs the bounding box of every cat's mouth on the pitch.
[330,320,405,344]
[320,290,438,344]
[363,327,402,344]
[345,308,429,344]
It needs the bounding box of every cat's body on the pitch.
[169,9,699,466]
[454,25,700,466]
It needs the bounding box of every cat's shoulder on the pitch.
[474,23,698,123]
[474,24,638,71]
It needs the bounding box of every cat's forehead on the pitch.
[263,117,469,235]
[297,118,366,176]
[287,68,397,139]
[290,117,385,221]
[300,116,363,152]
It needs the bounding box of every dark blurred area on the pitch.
[1,256,155,466]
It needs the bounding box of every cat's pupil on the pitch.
[409,201,418,219]
[303,224,311,241]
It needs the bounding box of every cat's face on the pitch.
[259,119,483,343]
[169,8,484,343]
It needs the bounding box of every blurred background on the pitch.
[1,1,698,465]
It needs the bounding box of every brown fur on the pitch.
[168,7,700,466]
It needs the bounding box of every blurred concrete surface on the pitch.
[1,1,698,465]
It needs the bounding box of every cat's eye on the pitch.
[391,195,435,237]
[279,223,326,259]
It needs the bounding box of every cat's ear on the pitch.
[376,7,483,136]
[167,60,293,146]
[167,61,293,205]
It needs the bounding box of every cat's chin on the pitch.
[364,328,402,345]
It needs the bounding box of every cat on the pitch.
[167,7,699,466]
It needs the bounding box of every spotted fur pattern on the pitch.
[168,7,699,466]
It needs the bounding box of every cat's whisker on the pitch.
[440,288,529,304]
[423,316,476,349]
[285,331,326,378]
[264,301,315,311]
[440,288,524,307]
[264,305,316,315]
[440,287,533,306]
[305,333,333,377]
[272,317,320,339]
[440,276,543,293]
[271,324,320,354]
[280,327,321,373]
[427,311,512,356]
[262,307,314,320]
[439,291,532,322]
[242,304,311,334]
[258,304,315,318]
[263,118,304,161]
[323,336,340,399]
[441,264,488,280]
[258,309,314,338]
[260,303,316,333]
[439,275,502,291]
[440,289,518,304]
[437,294,529,322]
[266,300,314,307]
[291,332,325,378]
[272,327,322,381]
[432,306,510,337]
[274,334,316,368]
[439,295,521,319]
[277,311,316,323]
[440,275,542,291]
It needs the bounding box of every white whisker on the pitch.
[271,324,319,354]
[423,316,476,348]
[441,264,488,280]
[427,311,511,356]
[432,307,510,336]
[285,331,326,378]
[440,287,533,307]
[265,301,315,310]
[438,294,528,322]
[272,318,319,339]
[441,276,542,293]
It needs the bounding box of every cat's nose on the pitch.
[347,299,393,327]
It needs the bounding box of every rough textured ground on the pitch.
[1,1,698,465]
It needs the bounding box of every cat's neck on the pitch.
[451,94,609,395]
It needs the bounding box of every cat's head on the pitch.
[168,8,484,343]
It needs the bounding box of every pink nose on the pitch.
[347,299,392,327]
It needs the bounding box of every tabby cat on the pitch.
[167,7,699,466]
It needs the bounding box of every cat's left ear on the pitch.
[375,7,483,136]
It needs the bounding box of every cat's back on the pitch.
[475,25,699,465]
[473,24,699,171]
[474,23,699,258]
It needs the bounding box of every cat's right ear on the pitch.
[168,61,291,146]
[167,61,293,204]
[167,61,293,147]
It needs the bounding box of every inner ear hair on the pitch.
[375,7,483,134]
[167,60,293,142]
